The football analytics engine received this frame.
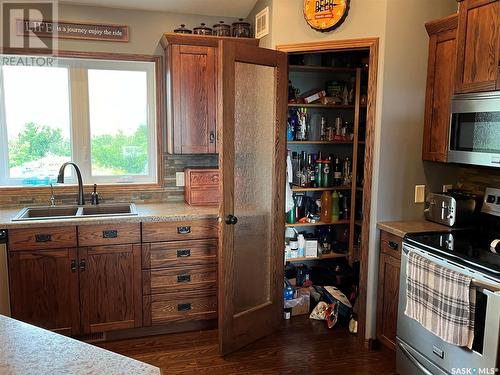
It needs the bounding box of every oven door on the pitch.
[448,92,500,168]
[396,243,500,375]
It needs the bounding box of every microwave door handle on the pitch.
[397,340,434,375]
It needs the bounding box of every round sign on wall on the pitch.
[303,0,350,32]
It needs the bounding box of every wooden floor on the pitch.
[99,317,396,374]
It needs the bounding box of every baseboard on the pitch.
[104,319,218,341]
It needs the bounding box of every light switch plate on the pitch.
[415,185,425,203]
[175,172,185,187]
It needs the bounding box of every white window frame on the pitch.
[0,55,158,187]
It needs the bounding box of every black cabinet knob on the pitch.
[225,215,238,225]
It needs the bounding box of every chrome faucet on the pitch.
[57,162,85,205]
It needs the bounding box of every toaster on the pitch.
[424,190,478,227]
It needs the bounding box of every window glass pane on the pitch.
[2,65,71,185]
[88,69,149,178]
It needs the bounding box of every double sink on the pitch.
[12,204,138,222]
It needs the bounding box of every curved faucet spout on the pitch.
[57,162,85,205]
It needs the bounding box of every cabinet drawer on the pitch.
[143,264,216,295]
[8,226,77,251]
[380,231,402,260]
[142,219,218,243]
[78,223,140,247]
[145,287,217,325]
[142,239,217,269]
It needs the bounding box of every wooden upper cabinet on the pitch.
[161,34,259,154]
[79,244,142,333]
[8,248,80,335]
[455,0,500,93]
[422,14,458,162]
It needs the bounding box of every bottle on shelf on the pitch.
[343,157,351,186]
[305,154,315,188]
[320,191,332,224]
[297,234,306,258]
[320,116,327,141]
[333,156,342,186]
[315,152,323,188]
[322,158,332,187]
[331,190,340,222]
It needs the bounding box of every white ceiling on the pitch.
[61,0,258,18]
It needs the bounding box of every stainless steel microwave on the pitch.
[449,91,500,167]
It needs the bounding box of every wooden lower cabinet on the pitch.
[376,231,403,350]
[79,244,142,333]
[8,248,80,335]
[142,236,218,328]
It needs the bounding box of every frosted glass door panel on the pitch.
[233,62,276,315]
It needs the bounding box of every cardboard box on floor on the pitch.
[291,288,310,316]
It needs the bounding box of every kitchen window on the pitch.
[0,56,158,187]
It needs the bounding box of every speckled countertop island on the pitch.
[0,202,218,229]
[0,315,161,375]
[377,220,451,238]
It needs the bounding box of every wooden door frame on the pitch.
[276,38,379,347]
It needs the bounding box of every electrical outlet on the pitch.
[442,184,453,193]
[415,185,425,203]
[175,172,185,187]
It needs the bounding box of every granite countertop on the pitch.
[0,202,218,229]
[377,220,451,238]
[0,315,161,375]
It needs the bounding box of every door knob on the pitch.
[225,215,238,225]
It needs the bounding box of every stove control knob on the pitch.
[447,214,453,220]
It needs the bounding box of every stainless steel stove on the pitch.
[396,187,500,375]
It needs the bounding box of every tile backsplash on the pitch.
[456,166,500,195]
[0,154,219,207]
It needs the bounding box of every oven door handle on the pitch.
[397,340,434,375]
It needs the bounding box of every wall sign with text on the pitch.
[17,19,129,42]
[303,0,350,32]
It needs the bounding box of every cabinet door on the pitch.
[376,251,401,350]
[423,16,457,162]
[79,244,142,333]
[171,44,217,154]
[218,41,287,355]
[455,0,500,93]
[8,248,80,335]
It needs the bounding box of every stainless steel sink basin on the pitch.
[12,204,137,221]
[81,204,137,216]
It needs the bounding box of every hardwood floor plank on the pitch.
[99,316,396,374]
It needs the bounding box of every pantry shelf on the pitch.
[292,186,352,192]
[285,220,351,228]
[288,103,355,109]
[288,141,353,145]
[287,252,348,262]
[289,65,359,74]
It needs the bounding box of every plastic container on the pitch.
[331,190,340,222]
[297,234,306,258]
[320,191,332,223]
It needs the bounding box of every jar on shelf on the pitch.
[213,21,231,37]
[173,24,192,34]
[193,23,213,35]
[231,18,251,38]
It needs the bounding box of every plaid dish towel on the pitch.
[405,251,475,349]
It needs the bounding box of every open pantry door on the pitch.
[218,40,288,355]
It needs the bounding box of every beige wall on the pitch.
[58,4,236,55]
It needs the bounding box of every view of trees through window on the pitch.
[8,122,148,177]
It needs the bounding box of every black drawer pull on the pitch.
[102,230,118,238]
[177,274,191,283]
[177,303,191,312]
[35,234,51,242]
[388,241,399,250]
[71,259,77,272]
[177,249,191,258]
[177,226,191,235]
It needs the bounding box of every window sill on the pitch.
[0,183,166,195]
